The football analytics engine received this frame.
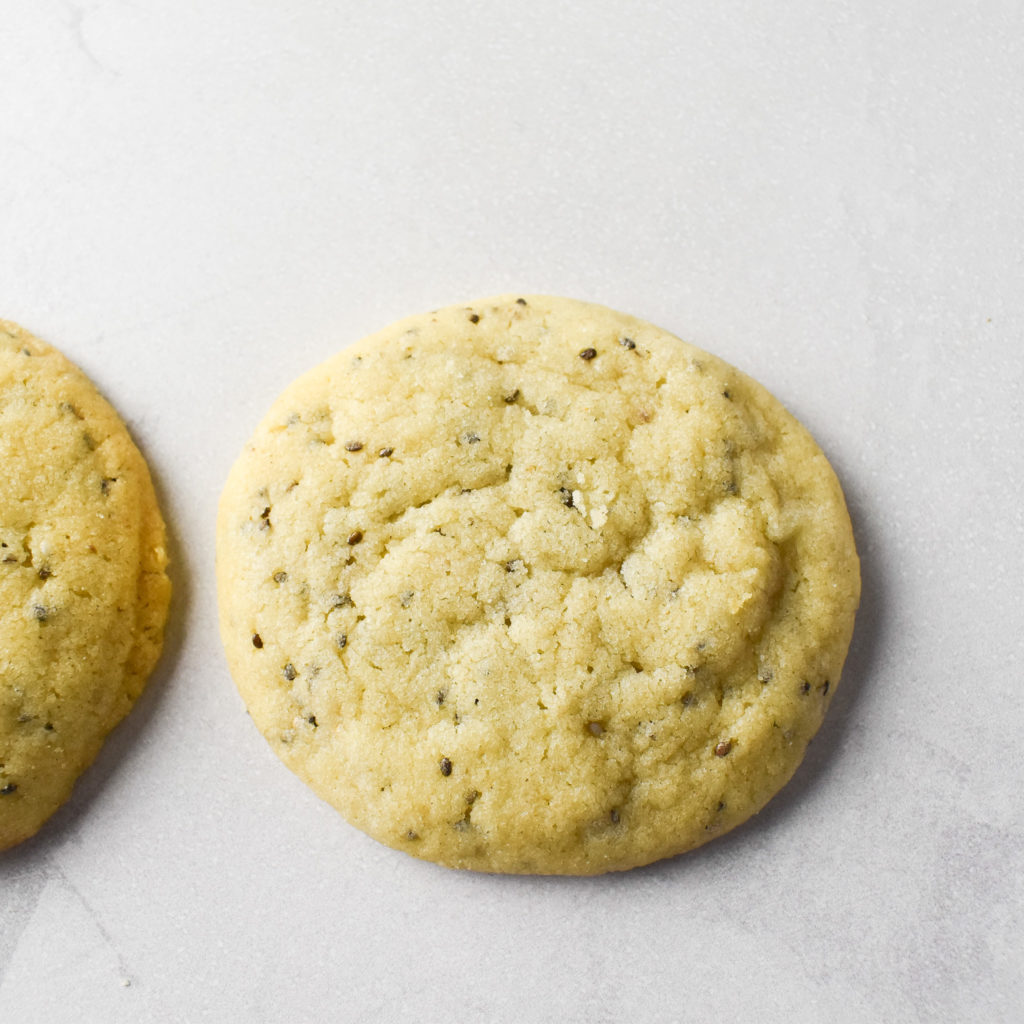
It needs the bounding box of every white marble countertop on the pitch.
[1,2,1021,1021]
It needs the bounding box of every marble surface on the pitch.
[1,2,1021,1021]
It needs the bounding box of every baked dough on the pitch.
[0,321,171,851]
[217,295,859,874]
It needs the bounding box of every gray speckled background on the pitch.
[1,2,1021,1021]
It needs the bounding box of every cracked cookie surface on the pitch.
[0,321,171,851]
[217,295,859,874]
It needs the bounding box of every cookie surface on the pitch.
[218,295,859,874]
[0,322,171,851]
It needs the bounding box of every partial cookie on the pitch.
[217,295,859,874]
[0,321,171,851]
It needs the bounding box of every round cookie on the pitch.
[0,321,171,851]
[217,296,859,874]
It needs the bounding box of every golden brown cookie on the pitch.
[0,321,171,851]
[217,295,859,874]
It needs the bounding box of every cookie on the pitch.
[217,295,859,874]
[0,321,171,851]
